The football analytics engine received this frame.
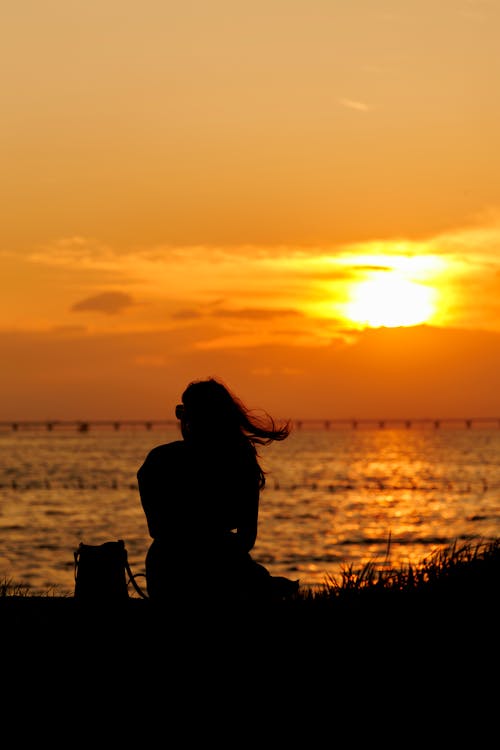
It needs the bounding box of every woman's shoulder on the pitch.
[141,440,185,465]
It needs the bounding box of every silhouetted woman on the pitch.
[137,376,297,603]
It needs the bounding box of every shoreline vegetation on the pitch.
[2,537,498,689]
[2,537,498,628]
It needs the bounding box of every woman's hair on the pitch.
[180,377,291,488]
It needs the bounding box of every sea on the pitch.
[1,422,499,595]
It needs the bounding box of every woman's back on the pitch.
[138,438,259,542]
[137,376,294,601]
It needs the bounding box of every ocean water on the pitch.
[1,424,499,595]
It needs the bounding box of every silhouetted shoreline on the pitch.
[3,539,498,678]
[2,578,496,640]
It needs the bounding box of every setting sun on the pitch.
[344,275,437,328]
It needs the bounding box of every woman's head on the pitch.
[177,377,291,489]
[180,378,241,435]
[177,376,291,446]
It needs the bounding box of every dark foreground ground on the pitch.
[4,539,498,739]
[2,581,497,659]
[2,585,497,740]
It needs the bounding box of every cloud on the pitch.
[9,212,500,340]
[339,98,370,112]
[71,292,135,315]
[30,237,118,269]
[171,308,203,320]
[211,307,301,320]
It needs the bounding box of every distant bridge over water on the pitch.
[1,417,500,432]
[293,417,500,430]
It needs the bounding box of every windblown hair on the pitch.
[181,377,291,488]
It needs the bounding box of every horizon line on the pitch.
[1,417,499,431]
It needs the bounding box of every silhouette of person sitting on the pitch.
[137,377,299,605]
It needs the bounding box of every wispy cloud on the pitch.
[210,307,301,320]
[5,210,500,341]
[171,308,202,320]
[339,98,370,112]
[30,237,119,270]
[71,291,135,315]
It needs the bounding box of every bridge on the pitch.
[0,417,499,432]
[292,417,500,430]
[0,419,177,432]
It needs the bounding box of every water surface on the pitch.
[1,425,499,594]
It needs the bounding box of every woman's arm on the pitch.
[235,475,260,552]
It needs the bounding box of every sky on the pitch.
[2,0,500,421]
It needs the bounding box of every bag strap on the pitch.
[125,556,149,599]
[73,543,83,581]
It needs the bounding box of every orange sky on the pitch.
[2,1,500,421]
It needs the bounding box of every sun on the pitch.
[343,275,437,328]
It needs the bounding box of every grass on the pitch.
[3,542,495,730]
[303,534,500,603]
[1,537,498,679]
[0,578,65,598]
[2,535,498,610]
